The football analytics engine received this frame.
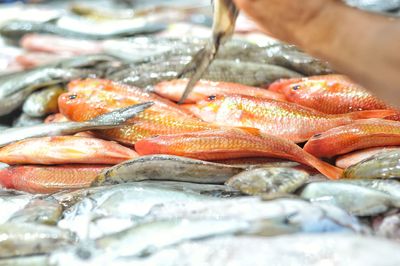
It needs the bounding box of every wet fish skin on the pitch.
[343,150,400,179]
[94,154,246,186]
[0,136,138,165]
[8,196,62,225]
[304,118,400,158]
[0,189,33,224]
[339,179,400,199]
[0,223,74,258]
[110,57,302,89]
[135,128,343,180]
[299,181,396,216]
[373,211,400,241]
[225,167,309,196]
[189,94,395,143]
[336,146,400,168]
[153,79,285,103]
[178,0,239,103]
[0,165,108,194]
[0,20,166,41]
[22,86,65,118]
[0,102,153,147]
[0,67,98,116]
[269,74,394,115]
[58,88,215,144]
[12,113,43,127]
[0,255,48,266]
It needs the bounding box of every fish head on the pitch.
[191,95,226,122]
[67,78,111,93]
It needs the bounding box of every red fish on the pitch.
[58,86,216,144]
[44,113,70,123]
[304,119,400,158]
[135,128,343,180]
[67,79,193,117]
[0,165,107,193]
[186,94,396,143]
[335,146,400,169]
[268,74,400,119]
[153,79,285,103]
[0,136,138,165]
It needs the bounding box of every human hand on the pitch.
[233,0,342,44]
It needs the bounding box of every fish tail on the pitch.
[304,153,343,180]
[344,109,397,120]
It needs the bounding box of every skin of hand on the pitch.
[234,0,400,106]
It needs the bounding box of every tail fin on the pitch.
[304,153,343,180]
[344,109,397,120]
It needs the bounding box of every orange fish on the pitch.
[0,136,138,165]
[58,88,216,144]
[335,146,400,169]
[153,79,285,103]
[0,165,106,193]
[44,113,69,123]
[186,94,396,143]
[268,74,399,117]
[134,128,343,180]
[67,79,193,117]
[304,119,400,158]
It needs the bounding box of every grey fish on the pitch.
[225,167,309,196]
[0,255,48,266]
[299,181,397,216]
[177,0,239,103]
[343,150,400,179]
[373,211,400,241]
[338,179,400,200]
[0,20,166,41]
[118,234,400,266]
[22,86,65,118]
[0,223,74,258]
[110,57,302,88]
[346,0,400,11]
[12,113,43,127]
[0,67,98,116]
[8,196,63,225]
[0,102,152,147]
[103,37,332,75]
[94,154,246,185]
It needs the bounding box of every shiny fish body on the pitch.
[304,119,400,158]
[0,223,74,258]
[0,136,138,165]
[22,86,65,118]
[94,154,246,185]
[188,95,394,143]
[8,197,62,225]
[0,67,98,116]
[225,167,309,196]
[0,20,166,41]
[336,146,400,168]
[299,181,396,216]
[343,150,400,179]
[109,57,302,89]
[12,113,43,127]
[0,102,152,147]
[135,128,343,180]
[0,190,33,224]
[339,179,400,199]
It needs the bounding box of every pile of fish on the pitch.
[1,0,400,265]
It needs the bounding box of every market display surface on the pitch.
[1,0,400,265]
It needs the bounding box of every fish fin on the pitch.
[236,127,262,136]
[345,109,397,120]
[304,153,343,180]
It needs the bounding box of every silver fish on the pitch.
[94,155,246,185]
[22,86,65,118]
[8,196,63,225]
[177,0,239,103]
[338,179,400,200]
[373,211,400,241]
[0,223,75,258]
[299,181,397,216]
[225,167,309,196]
[0,189,33,224]
[0,102,153,147]
[119,234,400,266]
[0,67,98,116]
[343,150,400,179]
[0,255,48,266]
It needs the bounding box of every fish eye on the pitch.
[292,85,301,91]
[68,94,77,100]
[313,133,322,138]
[208,95,216,101]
